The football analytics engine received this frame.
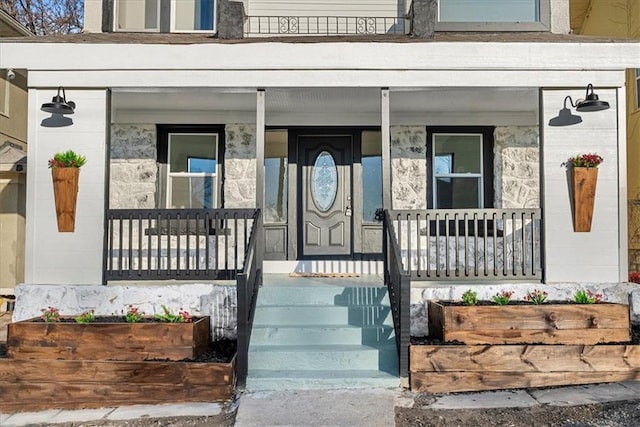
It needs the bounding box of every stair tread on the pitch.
[252,324,394,329]
[256,304,391,308]
[248,369,398,379]
[250,344,397,352]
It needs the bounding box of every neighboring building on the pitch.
[0,9,31,297]
[570,0,640,273]
[1,0,639,388]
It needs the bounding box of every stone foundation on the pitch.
[13,283,237,340]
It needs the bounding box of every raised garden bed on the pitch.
[412,301,639,394]
[428,300,631,345]
[0,316,237,413]
[7,316,210,361]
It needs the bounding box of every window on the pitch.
[636,69,640,110]
[436,0,549,31]
[116,0,160,31]
[157,126,223,209]
[361,131,382,222]
[264,131,288,223]
[173,0,215,31]
[114,0,216,32]
[427,127,494,209]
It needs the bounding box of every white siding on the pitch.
[541,88,622,283]
[25,89,108,285]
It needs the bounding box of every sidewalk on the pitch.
[2,381,640,427]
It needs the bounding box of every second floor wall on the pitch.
[84,0,571,35]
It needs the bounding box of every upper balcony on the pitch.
[86,0,569,37]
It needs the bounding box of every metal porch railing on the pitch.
[388,209,543,281]
[244,15,407,36]
[236,210,262,388]
[104,209,259,281]
[382,210,411,381]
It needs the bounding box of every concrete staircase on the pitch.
[247,281,399,391]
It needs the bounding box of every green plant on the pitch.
[524,289,548,304]
[154,305,193,323]
[48,150,87,168]
[562,153,603,169]
[492,290,513,306]
[40,306,60,323]
[74,310,96,324]
[125,305,144,323]
[461,289,478,306]
[574,289,603,304]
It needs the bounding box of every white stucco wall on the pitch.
[25,89,108,285]
[541,88,622,283]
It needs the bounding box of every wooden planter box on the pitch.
[0,355,236,413]
[410,344,640,394]
[7,317,210,361]
[428,301,631,345]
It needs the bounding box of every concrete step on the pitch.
[257,286,389,306]
[248,344,398,372]
[251,324,395,346]
[246,369,399,391]
[252,305,393,326]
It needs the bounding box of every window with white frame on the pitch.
[114,0,216,32]
[428,127,494,209]
[166,133,218,209]
[436,0,549,31]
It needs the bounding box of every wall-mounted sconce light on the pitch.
[41,87,75,115]
[567,84,610,112]
[548,83,610,127]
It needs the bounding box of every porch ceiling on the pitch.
[111,87,537,116]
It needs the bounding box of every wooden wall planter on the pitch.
[428,301,631,345]
[52,167,80,232]
[0,356,236,413]
[7,317,210,361]
[410,344,640,394]
[571,167,598,232]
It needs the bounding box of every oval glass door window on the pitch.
[311,151,338,212]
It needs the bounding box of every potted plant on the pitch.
[48,150,86,232]
[563,153,603,232]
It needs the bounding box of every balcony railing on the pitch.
[388,209,543,281]
[104,208,259,282]
[245,16,407,36]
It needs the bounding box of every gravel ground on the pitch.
[395,399,640,427]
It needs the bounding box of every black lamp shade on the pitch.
[41,87,75,114]
[576,84,610,112]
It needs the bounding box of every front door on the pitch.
[298,135,352,257]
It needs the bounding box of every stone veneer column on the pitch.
[493,126,540,208]
[390,126,427,209]
[110,124,157,209]
[224,124,257,208]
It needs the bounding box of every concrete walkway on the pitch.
[2,381,640,427]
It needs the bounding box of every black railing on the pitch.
[389,209,542,281]
[382,210,410,381]
[104,209,259,281]
[245,15,407,36]
[236,210,262,388]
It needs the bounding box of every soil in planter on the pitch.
[439,300,613,306]
[30,316,205,323]
[411,324,640,345]
[0,339,236,363]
